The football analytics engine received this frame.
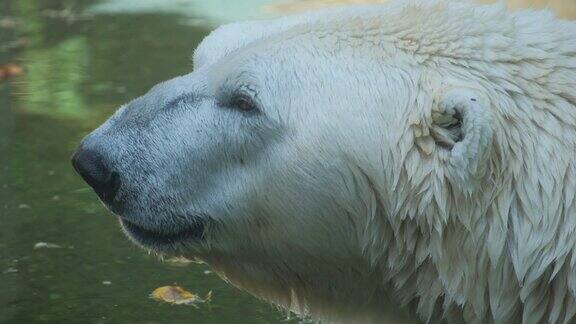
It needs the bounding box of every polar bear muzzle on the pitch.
[72,139,210,248]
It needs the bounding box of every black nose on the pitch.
[72,148,120,204]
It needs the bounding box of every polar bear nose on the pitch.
[72,148,120,204]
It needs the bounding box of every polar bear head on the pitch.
[72,1,576,322]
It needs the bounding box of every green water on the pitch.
[0,0,294,322]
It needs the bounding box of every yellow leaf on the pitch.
[150,286,207,307]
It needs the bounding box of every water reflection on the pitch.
[18,38,89,118]
[268,0,576,18]
[500,0,576,18]
[89,0,281,26]
[91,0,576,21]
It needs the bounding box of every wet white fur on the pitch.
[91,0,576,322]
[191,1,576,322]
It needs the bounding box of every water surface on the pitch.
[0,1,293,322]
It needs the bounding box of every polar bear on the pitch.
[72,0,576,322]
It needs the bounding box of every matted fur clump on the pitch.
[74,0,576,322]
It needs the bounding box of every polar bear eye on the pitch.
[231,95,258,113]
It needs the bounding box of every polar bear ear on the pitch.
[430,88,493,189]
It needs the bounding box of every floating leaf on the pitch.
[164,257,193,267]
[150,286,211,307]
[0,63,23,81]
[33,242,62,249]
[0,17,17,29]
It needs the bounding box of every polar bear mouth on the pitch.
[120,218,206,246]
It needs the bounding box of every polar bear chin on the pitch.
[199,254,416,323]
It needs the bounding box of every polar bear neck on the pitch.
[279,1,576,322]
